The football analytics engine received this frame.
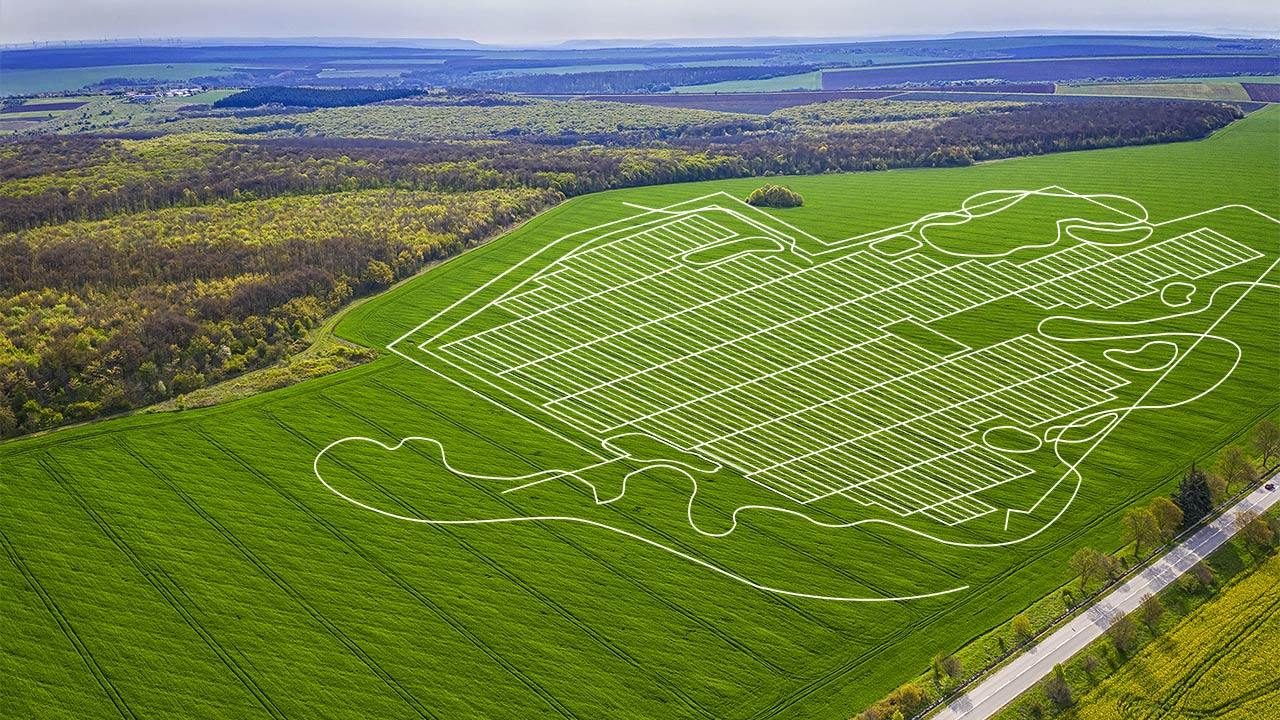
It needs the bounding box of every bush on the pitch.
[746,183,804,208]
[1013,613,1034,642]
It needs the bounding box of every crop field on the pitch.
[1072,554,1280,719]
[672,70,824,93]
[0,63,243,96]
[822,55,1280,89]
[1058,81,1253,101]
[2,108,1278,720]
[568,90,901,114]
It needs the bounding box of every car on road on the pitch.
[1266,483,1275,491]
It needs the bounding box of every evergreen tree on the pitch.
[1174,465,1213,528]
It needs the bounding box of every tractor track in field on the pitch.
[35,453,285,720]
[310,393,720,720]
[191,420,583,720]
[1157,577,1280,716]
[0,527,138,720]
[180,429,442,720]
[365,379,792,677]
[744,479,1131,720]
[360,376,851,631]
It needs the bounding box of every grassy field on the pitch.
[2,107,1277,720]
[1057,81,1252,101]
[1070,553,1280,719]
[672,70,823,93]
[0,63,243,96]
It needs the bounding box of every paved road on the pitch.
[932,477,1280,720]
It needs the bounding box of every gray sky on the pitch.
[2,0,1278,46]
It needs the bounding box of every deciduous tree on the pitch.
[1218,446,1258,491]
[1069,546,1104,592]
[1253,419,1280,467]
[1107,613,1138,654]
[1140,593,1164,631]
[1042,663,1073,708]
[1149,496,1184,543]
[1122,507,1161,557]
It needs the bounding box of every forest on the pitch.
[212,86,423,108]
[0,96,1246,435]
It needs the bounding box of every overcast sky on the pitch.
[2,0,1278,46]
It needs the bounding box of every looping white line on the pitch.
[313,187,1280,600]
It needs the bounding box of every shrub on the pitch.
[746,183,804,208]
[1013,613,1034,642]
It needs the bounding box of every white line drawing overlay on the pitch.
[314,187,1280,601]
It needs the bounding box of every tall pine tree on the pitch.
[1174,464,1213,528]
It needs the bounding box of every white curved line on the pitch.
[313,436,969,602]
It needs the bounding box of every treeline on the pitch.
[213,86,423,109]
[0,188,559,436]
[1,101,1242,232]
[470,65,817,94]
[0,99,1246,434]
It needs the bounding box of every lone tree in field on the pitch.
[1218,446,1258,492]
[1069,547,1105,592]
[1149,496,1184,543]
[1122,507,1161,558]
[1253,419,1280,467]
[1174,465,1214,528]
[745,183,804,208]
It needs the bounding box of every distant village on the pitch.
[123,86,205,102]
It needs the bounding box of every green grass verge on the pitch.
[992,509,1280,720]
[2,107,1278,720]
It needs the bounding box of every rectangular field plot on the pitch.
[420,199,1257,525]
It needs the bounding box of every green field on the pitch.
[672,70,823,93]
[2,108,1278,720]
[0,63,243,96]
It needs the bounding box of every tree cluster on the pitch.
[213,86,423,109]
